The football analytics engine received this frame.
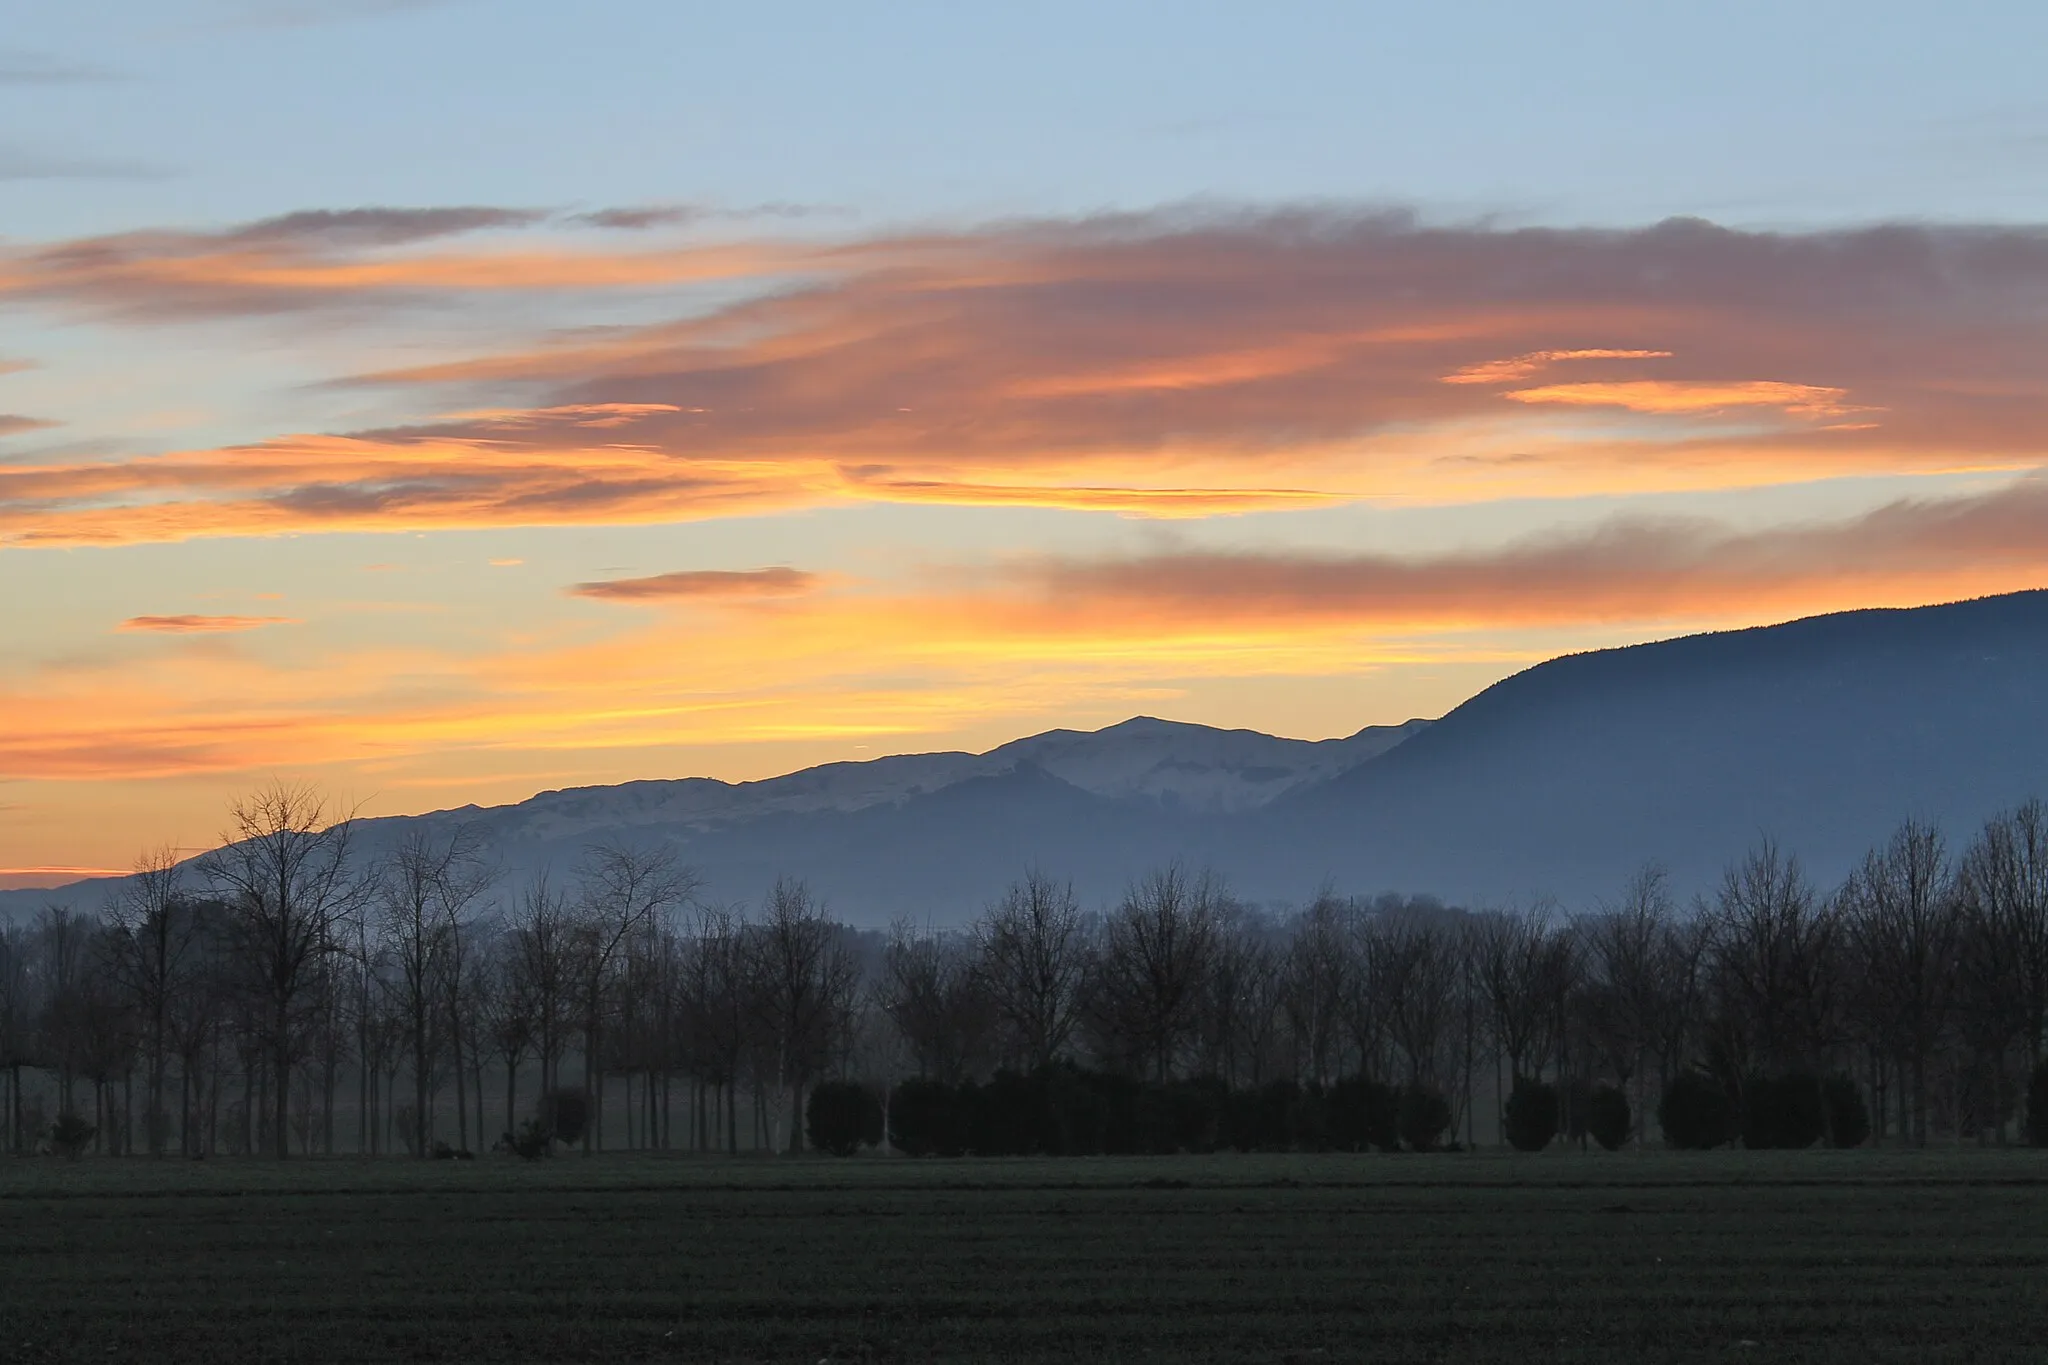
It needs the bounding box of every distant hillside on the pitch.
[12,591,2048,924]
[1256,589,2048,903]
[0,717,1425,924]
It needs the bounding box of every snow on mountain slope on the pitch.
[381,716,1432,845]
[990,716,1427,812]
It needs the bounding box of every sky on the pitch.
[5,0,2048,887]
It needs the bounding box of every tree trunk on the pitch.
[452,1025,469,1155]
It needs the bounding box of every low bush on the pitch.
[806,1080,884,1157]
[48,1111,96,1160]
[1584,1084,1631,1151]
[1742,1072,1825,1150]
[888,1078,959,1157]
[1327,1076,1400,1153]
[504,1118,554,1160]
[1398,1084,1452,1152]
[536,1088,591,1147]
[1659,1071,1732,1149]
[1823,1073,1870,1148]
[1504,1079,1560,1152]
[2027,1060,2048,1147]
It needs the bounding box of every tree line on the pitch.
[4,779,2048,1159]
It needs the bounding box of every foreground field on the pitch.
[4,1150,2046,1363]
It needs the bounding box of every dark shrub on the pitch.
[2027,1061,2048,1147]
[1089,1072,1145,1154]
[1743,1072,1825,1150]
[971,1070,1044,1156]
[536,1088,591,1147]
[1504,1079,1560,1152]
[1822,1074,1870,1148]
[1397,1085,1451,1152]
[430,1140,474,1160]
[508,1117,554,1160]
[1224,1086,1265,1152]
[1658,1071,1732,1149]
[1291,1083,1332,1153]
[887,1078,956,1157]
[1584,1085,1631,1151]
[805,1080,883,1157]
[1168,1077,1228,1154]
[1250,1079,1301,1151]
[48,1111,96,1160]
[1327,1076,1399,1153]
[1042,1063,1106,1155]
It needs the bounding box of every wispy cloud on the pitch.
[0,143,170,181]
[0,415,57,438]
[117,614,298,633]
[203,0,462,30]
[0,49,120,84]
[569,567,821,601]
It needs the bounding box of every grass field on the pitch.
[4,1149,2046,1363]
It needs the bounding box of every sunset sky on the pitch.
[6,1,2048,887]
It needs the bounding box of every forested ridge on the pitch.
[6,780,2048,1161]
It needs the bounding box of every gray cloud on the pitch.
[571,206,707,232]
[1016,478,2048,628]
[569,203,845,230]
[230,206,548,246]
[0,415,58,438]
[568,567,819,601]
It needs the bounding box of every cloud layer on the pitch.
[6,208,2048,546]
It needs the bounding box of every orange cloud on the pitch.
[1504,379,1862,420]
[117,614,298,633]
[1441,348,1674,384]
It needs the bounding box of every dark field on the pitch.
[4,1151,2047,1363]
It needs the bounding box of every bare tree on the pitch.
[0,922,36,1154]
[508,873,576,1096]
[683,904,754,1153]
[880,923,990,1082]
[199,781,365,1159]
[103,847,201,1156]
[1094,865,1223,1081]
[1959,800,2048,1071]
[1705,838,1840,1102]
[1380,911,1462,1090]
[377,828,462,1157]
[574,841,697,1151]
[1586,864,1676,1144]
[1281,892,1350,1086]
[751,878,859,1151]
[1201,902,1278,1087]
[1840,819,1959,1145]
[973,871,1089,1072]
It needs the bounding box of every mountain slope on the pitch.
[1257,590,2048,903]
